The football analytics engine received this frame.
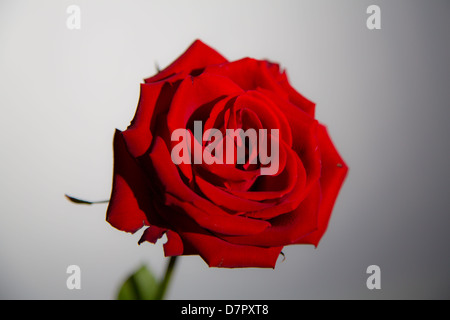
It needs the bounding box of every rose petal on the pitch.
[148,137,271,236]
[163,230,198,256]
[122,79,180,157]
[295,125,348,246]
[220,182,321,247]
[202,96,236,136]
[205,58,288,99]
[257,87,321,196]
[106,130,152,233]
[165,193,270,236]
[186,232,283,268]
[157,204,283,268]
[188,128,261,185]
[262,62,316,116]
[277,70,316,117]
[240,108,263,132]
[144,39,228,83]
[234,90,292,148]
[138,225,167,244]
[243,151,308,220]
[195,176,272,213]
[227,139,297,202]
[167,73,244,138]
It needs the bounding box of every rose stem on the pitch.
[155,256,178,300]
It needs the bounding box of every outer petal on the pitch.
[274,70,316,117]
[195,176,272,213]
[163,230,186,256]
[297,124,348,246]
[220,182,321,247]
[156,203,283,268]
[205,58,288,99]
[138,225,166,244]
[207,57,314,119]
[122,79,179,157]
[185,232,283,268]
[145,40,228,83]
[106,130,152,233]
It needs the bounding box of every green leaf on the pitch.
[65,194,109,205]
[117,265,158,300]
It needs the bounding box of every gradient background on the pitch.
[1,0,449,299]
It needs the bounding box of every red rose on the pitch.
[106,40,348,268]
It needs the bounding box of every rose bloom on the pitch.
[106,40,348,268]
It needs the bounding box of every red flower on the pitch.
[106,40,348,268]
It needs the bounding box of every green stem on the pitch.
[155,256,178,300]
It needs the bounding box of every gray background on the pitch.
[1,0,449,299]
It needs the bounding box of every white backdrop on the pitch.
[1,0,449,299]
